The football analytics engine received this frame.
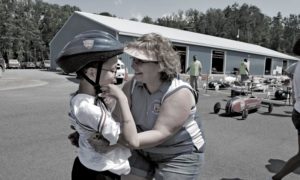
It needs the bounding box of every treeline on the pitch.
[0,0,79,62]
[139,3,300,55]
[0,0,299,63]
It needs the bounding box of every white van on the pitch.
[115,59,126,84]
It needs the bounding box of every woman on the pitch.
[113,33,205,180]
[271,39,300,180]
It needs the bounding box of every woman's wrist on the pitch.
[116,94,128,104]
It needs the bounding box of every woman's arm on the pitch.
[135,88,195,149]
[113,81,195,149]
[104,81,139,148]
[112,80,132,122]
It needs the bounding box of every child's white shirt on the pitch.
[69,93,131,175]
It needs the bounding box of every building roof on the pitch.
[75,11,299,61]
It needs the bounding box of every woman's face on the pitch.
[99,57,118,86]
[131,57,160,83]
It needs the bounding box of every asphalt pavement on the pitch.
[0,69,299,180]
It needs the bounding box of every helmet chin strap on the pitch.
[94,62,103,95]
[79,62,104,105]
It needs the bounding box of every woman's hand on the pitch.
[101,84,127,102]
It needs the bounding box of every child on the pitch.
[56,30,138,180]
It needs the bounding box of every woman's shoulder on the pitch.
[162,79,195,102]
[169,78,193,91]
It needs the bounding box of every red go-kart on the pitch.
[213,96,273,120]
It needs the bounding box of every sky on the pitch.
[43,0,299,20]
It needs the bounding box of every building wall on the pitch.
[119,35,297,76]
[188,46,271,76]
[50,14,116,70]
[248,54,266,75]
[225,51,266,75]
[225,51,242,75]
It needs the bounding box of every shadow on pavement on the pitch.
[259,112,291,118]
[220,178,244,180]
[284,110,293,114]
[265,159,300,174]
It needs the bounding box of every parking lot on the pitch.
[0,69,299,180]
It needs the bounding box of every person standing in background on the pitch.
[239,58,249,83]
[186,55,202,91]
[271,39,300,180]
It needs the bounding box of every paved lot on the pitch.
[0,69,299,180]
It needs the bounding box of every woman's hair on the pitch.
[128,33,181,81]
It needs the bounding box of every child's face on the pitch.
[99,57,118,86]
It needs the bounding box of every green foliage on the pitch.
[0,0,79,62]
[98,12,115,17]
[141,16,154,24]
[153,3,300,55]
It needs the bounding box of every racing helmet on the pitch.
[56,30,123,73]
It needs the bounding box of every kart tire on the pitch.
[268,103,273,113]
[214,102,221,114]
[242,109,248,120]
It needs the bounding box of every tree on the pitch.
[223,3,240,40]
[129,17,139,21]
[98,12,114,17]
[185,9,206,33]
[282,14,300,53]
[270,12,284,51]
[204,8,226,36]
[141,16,154,24]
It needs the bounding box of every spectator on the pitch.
[186,55,202,91]
[272,39,300,180]
[239,58,249,83]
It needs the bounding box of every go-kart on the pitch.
[213,96,273,120]
[274,89,292,100]
[250,82,268,92]
[208,80,230,89]
[231,81,251,97]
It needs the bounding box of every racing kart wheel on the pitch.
[268,103,273,113]
[214,102,221,114]
[241,109,248,120]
